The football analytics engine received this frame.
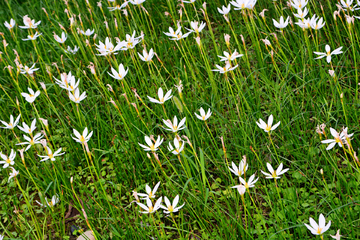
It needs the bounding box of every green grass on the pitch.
[0,0,360,239]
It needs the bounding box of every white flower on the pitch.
[293,7,309,19]
[218,4,231,14]
[147,87,172,104]
[195,107,212,121]
[108,2,128,11]
[69,88,87,103]
[16,133,43,151]
[228,160,248,177]
[290,0,308,9]
[129,0,146,5]
[330,229,342,240]
[273,16,290,29]
[161,195,185,214]
[72,127,93,144]
[163,26,192,41]
[167,138,185,155]
[4,19,16,30]
[8,167,19,182]
[58,75,80,92]
[261,163,289,179]
[0,149,16,168]
[138,48,155,62]
[18,118,37,134]
[138,135,163,151]
[295,18,312,29]
[54,32,67,43]
[36,195,60,208]
[119,31,143,50]
[38,147,65,162]
[137,181,161,199]
[230,0,257,10]
[314,45,343,63]
[136,197,162,214]
[80,29,95,36]
[1,114,21,129]
[212,62,238,73]
[19,15,41,29]
[107,64,129,80]
[304,214,331,235]
[218,50,243,61]
[21,88,40,103]
[20,64,39,75]
[95,37,122,56]
[239,173,258,189]
[22,32,42,41]
[182,0,196,3]
[231,184,246,195]
[163,116,186,133]
[186,21,206,34]
[54,72,73,88]
[310,15,326,30]
[256,114,280,132]
[321,127,353,150]
[340,0,359,11]
[64,46,79,54]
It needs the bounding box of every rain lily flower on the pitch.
[18,118,37,134]
[314,45,343,63]
[72,127,93,144]
[304,214,331,236]
[147,87,173,104]
[58,75,80,91]
[1,114,21,129]
[218,50,243,61]
[239,173,259,189]
[212,62,238,73]
[163,116,186,133]
[218,4,231,14]
[295,18,312,29]
[118,31,143,50]
[310,16,326,30]
[230,0,256,10]
[64,46,79,54]
[330,229,342,240]
[183,0,196,3]
[38,147,65,162]
[138,135,164,152]
[36,195,60,208]
[186,21,206,34]
[20,64,39,75]
[129,0,146,5]
[340,0,359,11]
[290,0,308,9]
[163,26,192,41]
[0,149,16,168]
[195,107,212,121]
[54,32,67,43]
[69,88,87,103]
[54,72,73,88]
[321,127,353,150]
[8,167,19,182]
[108,2,128,11]
[19,15,41,29]
[107,64,129,80]
[293,7,309,19]
[256,114,280,132]
[138,48,155,62]
[16,133,43,151]
[167,138,185,155]
[228,159,248,177]
[161,195,186,214]
[137,197,162,214]
[137,181,161,199]
[4,19,16,30]
[95,37,122,56]
[261,163,289,179]
[22,32,42,41]
[21,88,40,103]
[231,184,246,195]
[80,29,95,36]
[273,16,290,29]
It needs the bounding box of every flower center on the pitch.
[80,136,85,143]
[245,182,249,188]
[150,144,155,151]
[272,171,277,178]
[118,74,122,78]
[6,159,11,164]
[265,125,272,132]
[316,228,322,234]
[168,205,174,212]
[148,206,154,213]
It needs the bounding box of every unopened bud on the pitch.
[320,169,323,175]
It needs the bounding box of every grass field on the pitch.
[0,0,360,239]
